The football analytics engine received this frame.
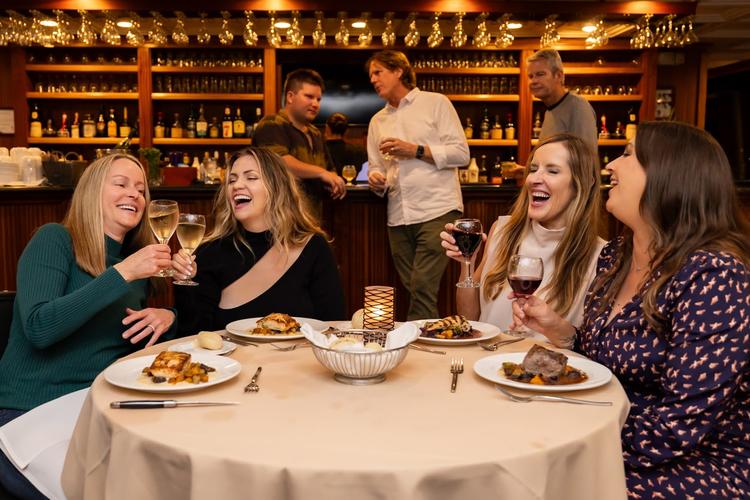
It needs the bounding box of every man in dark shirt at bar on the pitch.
[254,68,346,207]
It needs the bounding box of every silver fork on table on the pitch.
[221,334,258,347]
[270,342,310,352]
[244,367,262,393]
[409,344,446,355]
[479,337,523,351]
[495,385,612,406]
[450,358,464,393]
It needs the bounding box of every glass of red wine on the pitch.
[508,255,544,335]
[453,218,483,288]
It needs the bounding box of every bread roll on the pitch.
[197,331,223,350]
[351,308,365,329]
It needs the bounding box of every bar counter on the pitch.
[4,182,750,319]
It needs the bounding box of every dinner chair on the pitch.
[0,290,14,358]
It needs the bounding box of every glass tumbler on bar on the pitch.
[148,199,179,277]
[173,214,206,286]
[341,165,357,185]
[507,255,544,336]
[453,218,483,288]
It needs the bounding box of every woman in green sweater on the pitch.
[0,153,176,499]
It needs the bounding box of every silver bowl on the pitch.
[310,330,410,385]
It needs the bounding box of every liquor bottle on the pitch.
[222,106,233,138]
[467,157,479,183]
[491,156,502,185]
[251,107,263,137]
[57,112,70,138]
[599,115,610,139]
[154,112,166,139]
[71,112,80,139]
[43,117,56,137]
[463,117,473,140]
[478,155,488,183]
[82,113,96,138]
[490,115,503,140]
[185,105,196,139]
[119,107,131,138]
[171,113,183,138]
[532,112,542,139]
[29,104,43,138]
[625,109,637,140]
[233,106,246,137]
[209,117,220,138]
[95,110,106,137]
[505,113,516,140]
[106,108,118,138]
[195,104,208,138]
[613,121,624,139]
[479,108,490,140]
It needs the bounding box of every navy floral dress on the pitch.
[577,239,750,499]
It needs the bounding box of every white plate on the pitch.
[415,319,501,345]
[225,316,328,341]
[473,352,613,392]
[104,352,241,393]
[168,339,238,356]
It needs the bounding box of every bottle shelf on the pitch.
[531,138,628,146]
[26,64,138,73]
[152,138,250,146]
[151,66,264,74]
[27,137,140,145]
[564,66,642,75]
[152,93,263,101]
[446,95,520,102]
[415,67,520,75]
[467,139,518,147]
[581,95,643,102]
[27,92,139,100]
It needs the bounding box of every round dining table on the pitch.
[61,332,630,500]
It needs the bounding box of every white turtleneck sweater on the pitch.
[478,216,606,340]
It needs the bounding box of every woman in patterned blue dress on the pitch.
[512,121,750,499]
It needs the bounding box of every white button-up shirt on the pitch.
[367,88,469,226]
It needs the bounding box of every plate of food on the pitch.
[415,315,501,345]
[104,351,241,393]
[474,344,612,392]
[168,331,238,356]
[225,313,327,341]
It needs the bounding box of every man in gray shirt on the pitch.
[527,49,598,154]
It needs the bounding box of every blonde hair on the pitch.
[62,153,153,276]
[482,134,601,316]
[204,147,327,255]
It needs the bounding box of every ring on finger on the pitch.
[145,324,155,332]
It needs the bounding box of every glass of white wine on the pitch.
[173,214,206,286]
[341,164,357,185]
[148,199,179,277]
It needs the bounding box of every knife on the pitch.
[110,400,240,409]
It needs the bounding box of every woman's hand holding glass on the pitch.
[172,249,197,285]
[122,307,175,347]
[148,199,179,277]
[173,214,205,286]
[440,221,487,288]
[510,294,576,348]
[113,244,173,282]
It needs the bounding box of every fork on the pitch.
[221,334,258,347]
[270,342,310,352]
[494,385,612,406]
[478,337,523,351]
[409,344,446,355]
[450,358,464,393]
[244,367,262,393]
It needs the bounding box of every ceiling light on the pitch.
[507,22,522,30]
[40,19,58,27]
[274,20,291,29]
[351,20,366,28]
[116,19,133,28]
[582,24,597,33]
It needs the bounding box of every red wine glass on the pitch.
[453,218,483,288]
[508,255,544,335]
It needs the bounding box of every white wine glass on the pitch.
[453,218,483,288]
[341,164,357,185]
[173,214,206,286]
[507,255,544,336]
[148,199,179,277]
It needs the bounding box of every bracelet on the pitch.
[415,144,425,159]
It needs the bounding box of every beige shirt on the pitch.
[367,88,469,226]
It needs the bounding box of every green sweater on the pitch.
[0,223,174,410]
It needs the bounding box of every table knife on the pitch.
[110,400,239,409]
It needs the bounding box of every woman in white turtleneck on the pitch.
[441,134,605,343]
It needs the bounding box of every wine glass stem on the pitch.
[464,258,473,282]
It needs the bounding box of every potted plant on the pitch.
[138,147,162,186]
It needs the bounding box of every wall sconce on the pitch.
[363,286,395,330]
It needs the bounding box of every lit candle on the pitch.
[363,286,394,330]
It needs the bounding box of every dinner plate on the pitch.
[415,319,501,345]
[103,353,241,393]
[225,316,328,341]
[168,339,238,356]
[473,352,613,392]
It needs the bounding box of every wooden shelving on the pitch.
[152,138,250,146]
[447,94,520,102]
[581,95,643,102]
[531,138,627,146]
[27,137,140,145]
[565,66,642,75]
[152,93,263,101]
[152,66,264,74]
[27,92,138,100]
[415,67,520,75]
[26,64,138,73]
[467,139,518,147]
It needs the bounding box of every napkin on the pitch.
[302,322,420,351]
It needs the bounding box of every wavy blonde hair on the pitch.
[62,153,153,276]
[482,134,601,317]
[204,147,327,256]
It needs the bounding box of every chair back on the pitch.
[0,290,15,358]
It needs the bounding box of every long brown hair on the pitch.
[482,134,601,316]
[204,147,327,255]
[590,121,750,331]
[62,153,153,276]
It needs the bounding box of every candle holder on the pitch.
[363,286,395,330]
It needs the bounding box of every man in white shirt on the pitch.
[366,50,469,319]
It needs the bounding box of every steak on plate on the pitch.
[521,344,568,379]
